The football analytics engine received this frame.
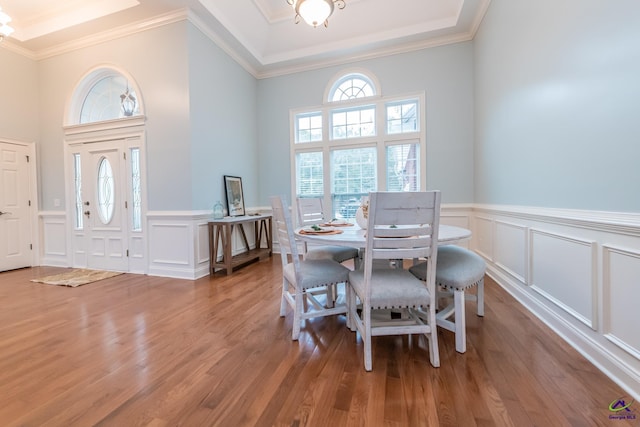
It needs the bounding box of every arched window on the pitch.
[292,68,425,220]
[69,67,142,125]
[80,74,139,123]
[328,72,377,102]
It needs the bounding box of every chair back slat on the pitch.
[372,235,433,251]
[296,197,325,226]
[365,191,440,264]
[270,196,302,269]
[370,198,438,226]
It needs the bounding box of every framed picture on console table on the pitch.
[224,175,245,216]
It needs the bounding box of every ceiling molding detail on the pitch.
[0,0,491,78]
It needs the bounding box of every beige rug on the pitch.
[31,269,124,287]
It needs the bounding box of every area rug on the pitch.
[31,269,124,287]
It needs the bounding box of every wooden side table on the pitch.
[208,214,272,276]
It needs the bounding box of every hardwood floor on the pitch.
[0,259,635,426]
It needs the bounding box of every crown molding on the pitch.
[33,9,189,61]
[186,10,260,79]
[254,30,475,79]
[2,1,490,79]
[0,39,38,60]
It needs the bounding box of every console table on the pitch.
[208,214,272,276]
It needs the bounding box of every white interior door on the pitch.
[74,140,129,271]
[0,142,33,271]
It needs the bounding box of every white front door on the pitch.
[0,142,34,271]
[72,140,129,271]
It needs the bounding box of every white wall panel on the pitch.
[197,222,209,265]
[475,204,640,401]
[603,245,640,360]
[147,211,215,280]
[128,235,146,274]
[40,213,68,267]
[149,223,191,266]
[474,215,493,261]
[494,220,527,282]
[530,230,596,329]
[440,212,471,248]
[440,214,470,229]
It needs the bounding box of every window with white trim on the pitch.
[80,74,140,123]
[292,70,426,220]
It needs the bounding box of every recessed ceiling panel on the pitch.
[5,0,140,41]
[0,0,490,76]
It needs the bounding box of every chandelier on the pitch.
[286,0,346,28]
[0,6,14,41]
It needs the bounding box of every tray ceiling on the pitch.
[0,0,490,77]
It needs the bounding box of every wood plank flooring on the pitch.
[0,259,636,426]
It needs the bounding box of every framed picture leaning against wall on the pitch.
[224,175,245,216]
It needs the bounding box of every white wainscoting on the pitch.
[473,205,640,401]
[530,229,597,329]
[494,220,528,283]
[147,211,212,280]
[147,210,266,279]
[603,245,640,362]
[39,210,264,279]
[39,211,68,267]
[439,205,473,249]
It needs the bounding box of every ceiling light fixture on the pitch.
[286,0,346,28]
[0,6,14,42]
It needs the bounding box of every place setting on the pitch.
[318,218,354,227]
[298,224,344,235]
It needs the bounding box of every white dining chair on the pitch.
[296,197,360,268]
[271,195,350,340]
[347,191,442,371]
[409,245,486,353]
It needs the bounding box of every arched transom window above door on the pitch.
[69,67,143,125]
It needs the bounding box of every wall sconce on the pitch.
[120,88,137,117]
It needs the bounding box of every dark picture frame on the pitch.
[224,175,245,216]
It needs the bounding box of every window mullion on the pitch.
[377,100,386,192]
[292,73,425,218]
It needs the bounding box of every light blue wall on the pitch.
[188,25,258,211]
[474,0,640,212]
[0,49,39,142]
[257,42,475,206]
[35,21,259,212]
[39,22,191,210]
[37,22,191,211]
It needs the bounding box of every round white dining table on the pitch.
[295,224,471,247]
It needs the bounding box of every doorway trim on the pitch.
[0,138,39,270]
[63,116,148,273]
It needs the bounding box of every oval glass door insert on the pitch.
[97,157,115,224]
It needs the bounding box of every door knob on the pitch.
[0,211,9,216]
[84,210,91,217]
[84,201,90,206]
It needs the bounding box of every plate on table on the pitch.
[320,220,354,227]
[299,226,343,235]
